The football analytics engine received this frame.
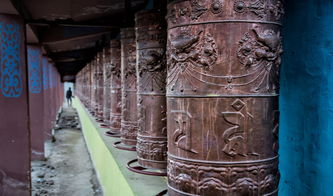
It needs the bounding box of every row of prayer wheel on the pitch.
[75,0,283,195]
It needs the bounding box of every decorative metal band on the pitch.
[167,94,279,98]
[137,134,168,139]
[138,92,166,96]
[168,153,278,165]
[138,157,168,164]
[168,183,278,196]
[169,20,282,30]
[137,46,167,51]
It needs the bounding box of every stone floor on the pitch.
[31,106,103,196]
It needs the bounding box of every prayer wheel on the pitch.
[96,52,104,121]
[135,10,168,170]
[118,28,138,148]
[103,48,112,127]
[91,59,98,115]
[166,0,283,195]
[108,39,122,136]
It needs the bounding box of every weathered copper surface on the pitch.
[103,48,111,126]
[109,39,122,135]
[135,10,168,169]
[166,0,283,195]
[120,28,138,147]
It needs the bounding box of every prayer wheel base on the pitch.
[113,141,136,151]
[127,159,167,176]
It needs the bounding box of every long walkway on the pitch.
[31,107,102,196]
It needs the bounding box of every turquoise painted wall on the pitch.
[279,1,333,195]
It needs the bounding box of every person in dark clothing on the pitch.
[66,87,73,106]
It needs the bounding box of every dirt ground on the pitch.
[31,107,103,196]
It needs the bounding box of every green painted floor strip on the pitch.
[73,98,166,196]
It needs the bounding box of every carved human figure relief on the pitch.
[172,110,197,154]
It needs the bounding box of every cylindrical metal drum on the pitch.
[166,0,283,195]
[91,59,98,115]
[109,39,122,135]
[103,48,112,126]
[120,28,138,146]
[96,52,104,121]
[135,10,168,169]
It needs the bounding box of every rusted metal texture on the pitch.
[0,14,30,195]
[109,39,122,135]
[28,45,45,160]
[103,48,111,126]
[166,0,283,195]
[135,10,168,169]
[120,28,138,147]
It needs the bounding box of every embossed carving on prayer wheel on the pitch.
[96,52,104,120]
[109,39,122,135]
[103,48,112,126]
[166,0,283,195]
[120,28,138,146]
[91,59,98,115]
[135,10,168,169]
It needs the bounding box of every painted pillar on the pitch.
[120,28,138,148]
[28,45,45,160]
[166,0,283,195]
[279,1,333,195]
[135,10,168,169]
[0,14,30,195]
[42,56,51,140]
[108,39,122,136]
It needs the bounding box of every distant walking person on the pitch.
[66,87,73,107]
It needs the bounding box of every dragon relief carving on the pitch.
[139,49,167,92]
[110,61,121,78]
[167,29,218,91]
[139,50,166,76]
[125,45,137,78]
[237,27,282,93]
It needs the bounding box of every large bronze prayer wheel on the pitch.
[135,10,168,169]
[91,60,98,115]
[166,0,283,195]
[96,52,104,120]
[109,39,122,135]
[103,48,112,125]
[120,28,138,146]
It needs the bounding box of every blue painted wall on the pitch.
[279,0,333,195]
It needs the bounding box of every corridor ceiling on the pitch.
[3,0,152,81]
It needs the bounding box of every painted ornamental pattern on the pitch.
[0,21,23,97]
[28,46,42,94]
[166,0,283,195]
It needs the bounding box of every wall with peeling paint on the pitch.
[279,0,333,195]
